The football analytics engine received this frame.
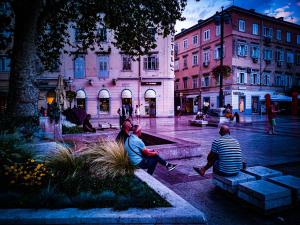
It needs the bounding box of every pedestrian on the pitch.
[135,104,141,121]
[83,114,96,133]
[267,102,278,134]
[116,119,132,144]
[203,101,209,114]
[129,104,133,120]
[177,105,181,117]
[193,125,242,177]
[124,124,177,175]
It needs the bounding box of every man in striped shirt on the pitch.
[194,125,242,176]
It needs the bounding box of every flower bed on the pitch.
[0,133,170,210]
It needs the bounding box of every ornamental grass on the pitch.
[83,140,135,179]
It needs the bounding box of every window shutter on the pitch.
[257,73,260,85]
[143,57,147,70]
[244,72,247,84]
[250,73,254,84]
[237,73,240,84]
[244,45,248,56]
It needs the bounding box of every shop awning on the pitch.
[76,90,86,98]
[260,95,292,102]
[98,89,110,98]
[121,89,132,98]
[186,94,199,98]
[145,89,156,98]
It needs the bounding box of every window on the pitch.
[174,60,179,71]
[144,55,159,70]
[183,56,188,69]
[250,73,260,85]
[263,48,273,60]
[286,51,294,63]
[239,20,245,32]
[263,27,273,38]
[251,46,260,59]
[204,76,209,87]
[216,25,221,36]
[0,55,10,72]
[276,49,284,62]
[99,90,110,113]
[237,71,246,84]
[237,43,248,57]
[252,24,259,35]
[263,73,270,86]
[74,56,85,78]
[192,35,198,45]
[276,30,282,40]
[204,29,210,41]
[174,43,179,56]
[192,53,198,66]
[285,75,292,87]
[98,27,107,42]
[295,53,300,65]
[192,76,198,88]
[175,80,179,90]
[275,74,283,86]
[183,39,188,49]
[286,32,291,43]
[183,78,188,89]
[74,28,82,43]
[149,27,156,41]
[214,45,225,59]
[98,55,109,78]
[203,50,210,63]
[122,55,131,71]
[297,35,300,44]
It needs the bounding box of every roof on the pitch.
[175,5,300,40]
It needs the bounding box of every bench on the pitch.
[268,175,300,204]
[189,119,208,127]
[212,172,256,194]
[243,166,283,180]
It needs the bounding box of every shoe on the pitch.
[166,163,177,171]
[193,167,201,175]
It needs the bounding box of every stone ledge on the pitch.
[243,166,283,180]
[0,169,207,225]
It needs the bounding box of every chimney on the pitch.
[181,28,185,32]
[198,19,203,24]
[278,17,284,21]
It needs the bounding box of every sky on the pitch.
[175,0,300,33]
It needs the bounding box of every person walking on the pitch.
[267,102,278,134]
[135,104,141,121]
[124,125,177,175]
[193,125,242,177]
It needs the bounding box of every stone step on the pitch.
[238,180,292,211]
[243,166,282,180]
[267,175,300,203]
[212,172,256,194]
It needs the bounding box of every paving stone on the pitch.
[212,172,256,194]
[268,175,300,202]
[244,166,283,180]
[238,180,292,210]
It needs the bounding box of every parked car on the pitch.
[205,108,230,126]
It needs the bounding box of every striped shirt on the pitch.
[211,134,242,175]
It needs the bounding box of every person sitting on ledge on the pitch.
[125,124,177,175]
[83,114,96,133]
[116,119,132,144]
[193,125,242,177]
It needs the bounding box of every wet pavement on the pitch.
[90,115,300,225]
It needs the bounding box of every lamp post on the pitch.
[214,7,231,108]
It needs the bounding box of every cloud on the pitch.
[264,3,298,23]
[175,0,232,33]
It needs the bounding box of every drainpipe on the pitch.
[138,55,141,107]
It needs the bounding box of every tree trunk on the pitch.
[7,0,42,117]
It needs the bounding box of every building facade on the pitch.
[175,6,300,114]
[0,25,175,118]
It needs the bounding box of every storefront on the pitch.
[144,89,156,117]
[98,89,110,114]
[76,89,86,110]
[251,96,260,113]
[46,90,56,104]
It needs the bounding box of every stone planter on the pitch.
[0,169,206,224]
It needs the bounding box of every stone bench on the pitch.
[243,166,282,180]
[238,180,292,212]
[212,172,256,194]
[98,123,111,129]
[267,175,300,204]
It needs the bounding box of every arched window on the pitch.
[98,89,110,113]
[76,89,86,110]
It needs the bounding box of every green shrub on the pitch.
[62,125,84,134]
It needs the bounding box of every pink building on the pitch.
[175,6,300,114]
[0,25,175,117]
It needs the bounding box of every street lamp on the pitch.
[214,7,231,108]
